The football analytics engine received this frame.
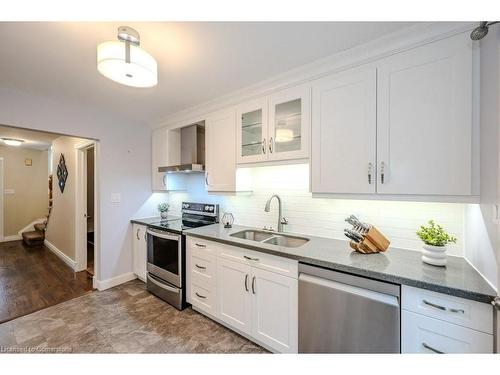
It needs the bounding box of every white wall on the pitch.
[464,26,500,291]
[168,164,467,257]
[0,87,158,284]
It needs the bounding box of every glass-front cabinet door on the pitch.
[236,98,268,163]
[268,85,310,161]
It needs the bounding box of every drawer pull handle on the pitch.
[252,276,256,294]
[422,299,446,311]
[195,264,206,270]
[195,243,206,248]
[195,292,207,299]
[245,274,249,292]
[423,299,465,314]
[422,343,444,354]
[244,255,259,261]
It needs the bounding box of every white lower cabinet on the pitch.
[187,237,298,353]
[250,267,298,353]
[401,286,494,353]
[217,257,253,334]
[402,310,493,353]
[132,223,147,281]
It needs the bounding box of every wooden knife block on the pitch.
[348,226,390,254]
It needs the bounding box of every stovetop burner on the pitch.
[148,202,219,233]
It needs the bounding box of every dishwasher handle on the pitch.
[299,273,400,307]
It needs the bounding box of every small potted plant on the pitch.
[158,203,170,220]
[416,220,457,267]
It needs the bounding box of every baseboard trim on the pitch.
[95,272,137,291]
[44,239,77,270]
[1,235,21,242]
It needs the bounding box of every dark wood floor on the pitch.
[0,240,93,324]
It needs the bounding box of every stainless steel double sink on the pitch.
[230,229,309,248]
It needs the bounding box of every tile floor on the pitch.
[0,279,267,353]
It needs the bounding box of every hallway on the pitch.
[0,240,93,324]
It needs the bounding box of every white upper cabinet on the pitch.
[311,33,474,198]
[236,98,269,164]
[151,127,169,191]
[376,34,473,196]
[268,85,310,161]
[236,86,310,164]
[311,67,377,194]
[205,108,237,192]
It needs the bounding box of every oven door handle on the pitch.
[147,274,180,294]
[146,229,181,241]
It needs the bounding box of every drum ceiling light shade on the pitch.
[97,26,157,88]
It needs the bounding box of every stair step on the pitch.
[22,230,45,247]
[34,222,47,232]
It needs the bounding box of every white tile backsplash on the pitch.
[167,164,466,256]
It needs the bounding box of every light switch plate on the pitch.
[110,193,121,203]
[4,189,15,195]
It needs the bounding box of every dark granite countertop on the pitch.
[185,224,497,304]
[131,216,180,226]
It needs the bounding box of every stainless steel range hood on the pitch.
[158,123,205,173]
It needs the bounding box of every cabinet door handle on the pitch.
[368,162,373,185]
[245,274,249,292]
[195,292,207,299]
[269,137,273,153]
[205,172,209,186]
[244,255,259,261]
[422,299,446,311]
[262,138,266,154]
[195,264,206,270]
[144,231,147,242]
[422,342,444,354]
[449,308,465,314]
[136,228,140,240]
[195,243,206,248]
[251,276,256,294]
[380,161,385,184]
[162,174,167,187]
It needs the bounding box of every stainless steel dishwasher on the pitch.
[299,263,400,353]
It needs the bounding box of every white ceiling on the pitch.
[0,22,418,125]
[0,124,60,150]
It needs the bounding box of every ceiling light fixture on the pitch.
[97,26,158,88]
[1,138,25,147]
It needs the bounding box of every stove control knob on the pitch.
[209,206,214,211]
[205,205,210,211]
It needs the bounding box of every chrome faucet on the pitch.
[264,194,288,232]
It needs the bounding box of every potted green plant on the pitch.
[158,203,170,220]
[416,220,457,267]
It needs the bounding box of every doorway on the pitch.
[75,141,98,287]
[86,147,95,276]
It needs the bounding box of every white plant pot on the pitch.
[421,244,447,267]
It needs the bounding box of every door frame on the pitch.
[0,157,4,241]
[74,140,99,287]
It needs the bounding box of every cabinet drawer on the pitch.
[190,282,216,317]
[189,252,216,286]
[187,237,219,255]
[218,243,298,278]
[401,286,493,334]
[401,310,493,353]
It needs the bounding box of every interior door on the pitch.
[251,267,298,353]
[311,66,377,193]
[205,108,237,192]
[236,98,268,164]
[217,257,252,334]
[377,34,473,195]
[268,85,310,161]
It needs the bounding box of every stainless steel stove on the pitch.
[146,202,219,310]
